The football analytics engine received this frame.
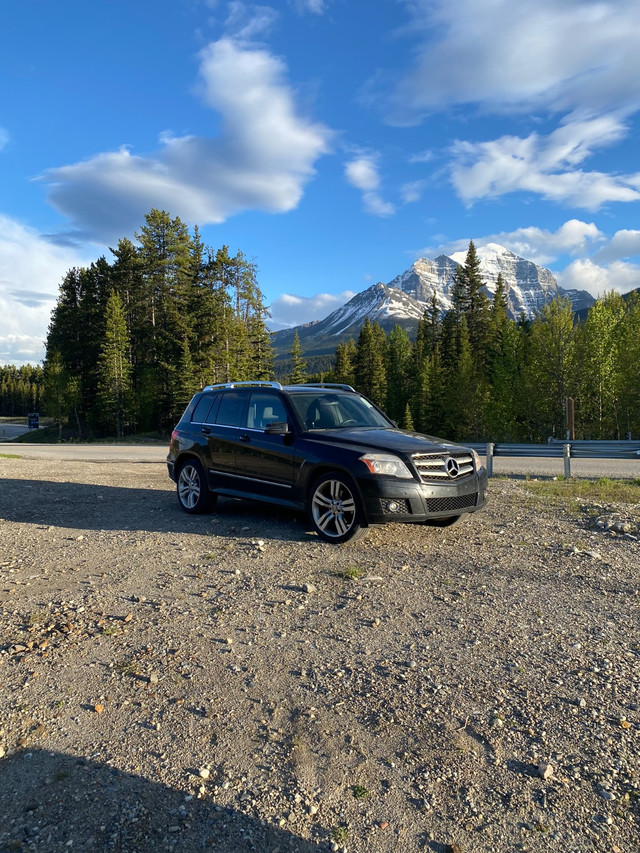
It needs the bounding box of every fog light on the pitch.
[386,500,400,512]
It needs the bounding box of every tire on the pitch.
[176,459,213,514]
[424,514,463,527]
[308,472,368,544]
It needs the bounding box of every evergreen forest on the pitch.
[2,213,639,443]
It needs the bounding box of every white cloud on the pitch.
[268,289,356,328]
[345,155,380,192]
[557,258,640,298]
[293,0,330,13]
[420,220,604,266]
[593,229,640,263]
[450,117,640,209]
[344,153,395,217]
[40,37,333,243]
[224,2,278,40]
[401,179,428,204]
[385,0,640,123]
[483,221,604,265]
[0,215,92,365]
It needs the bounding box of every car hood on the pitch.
[303,427,468,456]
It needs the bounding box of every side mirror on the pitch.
[265,421,290,435]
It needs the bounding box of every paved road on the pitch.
[0,424,33,441]
[3,443,166,463]
[3,441,639,479]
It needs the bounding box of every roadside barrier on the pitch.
[472,441,640,478]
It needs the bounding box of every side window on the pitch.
[203,395,220,424]
[215,392,245,427]
[190,394,215,424]
[246,392,287,429]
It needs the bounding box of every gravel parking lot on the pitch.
[0,458,638,853]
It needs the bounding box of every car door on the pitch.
[204,391,246,488]
[234,390,296,498]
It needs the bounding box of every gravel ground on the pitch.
[0,458,638,853]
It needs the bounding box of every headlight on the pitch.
[471,448,480,469]
[360,453,413,478]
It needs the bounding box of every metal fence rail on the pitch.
[467,441,640,477]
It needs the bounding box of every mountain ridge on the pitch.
[271,244,595,365]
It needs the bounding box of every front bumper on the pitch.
[357,466,488,524]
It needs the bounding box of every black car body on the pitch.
[167,382,488,543]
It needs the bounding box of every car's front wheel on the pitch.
[177,459,214,514]
[308,472,368,544]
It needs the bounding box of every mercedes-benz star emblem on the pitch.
[445,457,460,478]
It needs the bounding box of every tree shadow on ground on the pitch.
[0,748,330,852]
[0,479,310,542]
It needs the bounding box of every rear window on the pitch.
[190,394,217,424]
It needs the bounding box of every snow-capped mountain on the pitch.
[272,244,594,363]
[389,243,594,319]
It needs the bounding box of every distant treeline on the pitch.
[315,243,640,442]
[3,223,639,442]
[0,364,43,417]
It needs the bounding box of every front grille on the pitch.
[412,451,475,482]
[426,493,478,513]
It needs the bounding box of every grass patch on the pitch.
[522,477,640,504]
[333,566,363,581]
[352,784,370,800]
[330,825,348,843]
[0,453,21,459]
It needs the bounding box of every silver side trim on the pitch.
[209,469,292,489]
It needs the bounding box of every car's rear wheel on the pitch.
[177,459,214,514]
[308,472,368,544]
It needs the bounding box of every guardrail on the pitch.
[467,441,640,477]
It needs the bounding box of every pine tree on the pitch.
[522,298,577,440]
[288,331,307,384]
[42,350,72,440]
[333,339,357,386]
[96,292,133,437]
[385,325,412,423]
[576,292,626,439]
[354,318,386,406]
[616,293,640,437]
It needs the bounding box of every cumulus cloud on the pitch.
[420,220,604,265]
[268,289,356,329]
[344,153,395,217]
[557,258,640,298]
[481,221,604,265]
[450,117,640,209]
[384,0,640,123]
[0,215,92,365]
[593,229,640,263]
[40,37,333,243]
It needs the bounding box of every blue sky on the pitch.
[2,0,640,365]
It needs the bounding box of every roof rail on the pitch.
[287,382,356,392]
[202,381,283,391]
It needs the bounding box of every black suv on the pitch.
[167,382,488,544]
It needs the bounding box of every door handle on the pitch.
[201,426,211,435]
[239,433,251,443]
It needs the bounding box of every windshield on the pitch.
[289,392,392,430]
